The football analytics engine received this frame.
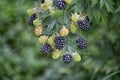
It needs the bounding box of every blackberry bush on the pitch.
[54,36,65,50]
[76,37,87,49]
[41,44,53,54]
[56,0,66,10]
[26,0,92,63]
[63,54,72,63]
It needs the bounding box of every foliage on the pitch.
[0,0,120,80]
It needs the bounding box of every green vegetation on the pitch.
[0,0,120,80]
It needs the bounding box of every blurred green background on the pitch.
[0,0,120,80]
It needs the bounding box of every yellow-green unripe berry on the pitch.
[52,50,62,59]
[71,12,80,22]
[47,35,55,47]
[64,0,72,4]
[70,23,77,33]
[33,19,42,27]
[26,8,36,16]
[73,52,81,62]
[41,0,52,11]
[38,36,48,44]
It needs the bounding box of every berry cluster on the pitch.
[56,0,66,10]
[26,0,91,63]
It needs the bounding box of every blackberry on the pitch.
[54,36,65,50]
[41,0,45,3]
[63,54,72,63]
[76,37,87,49]
[78,18,91,30]
[28,14,37,26]
[41,44,53,54]
[56,0,66,10]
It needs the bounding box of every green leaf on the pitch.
[87,7,95,21]
[52,10,64,18]
[102,71,120,80]
[104,0,114,12]
[43,15,53,26]
[75,2,84,13]
[91,0,98,7]
[47,20,56,31]
[100,0,105,8]
[115,5,120,13]
[55,22,61,32]
[66,3,76,12]
[100,0,114,12]
[64,13,70,25]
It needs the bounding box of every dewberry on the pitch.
[78,19,91,30]
[56,0,66,10]
[28,14,37,26]
[76,37,87,49]
[54,36,65,50]
[63,54,72,63]
[41,44,53,54]
[41,0,45,3]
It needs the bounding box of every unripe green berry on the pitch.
[38,36,48,44]
[52,50,62,59]
[47,35,55,47]
[73,52,81,62]
[26,8,36,16]
[70,22,77,33]
[64,0,72,4]
[33,19,42,27]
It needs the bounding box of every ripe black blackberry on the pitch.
[28,14,37,26]
[63,54,72,63]
[54,36,65,50]
[41,44,53,54]
[78,18,91,30]
[41,0,45,3]
[76,37,87,49]
[56,0,66,10]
